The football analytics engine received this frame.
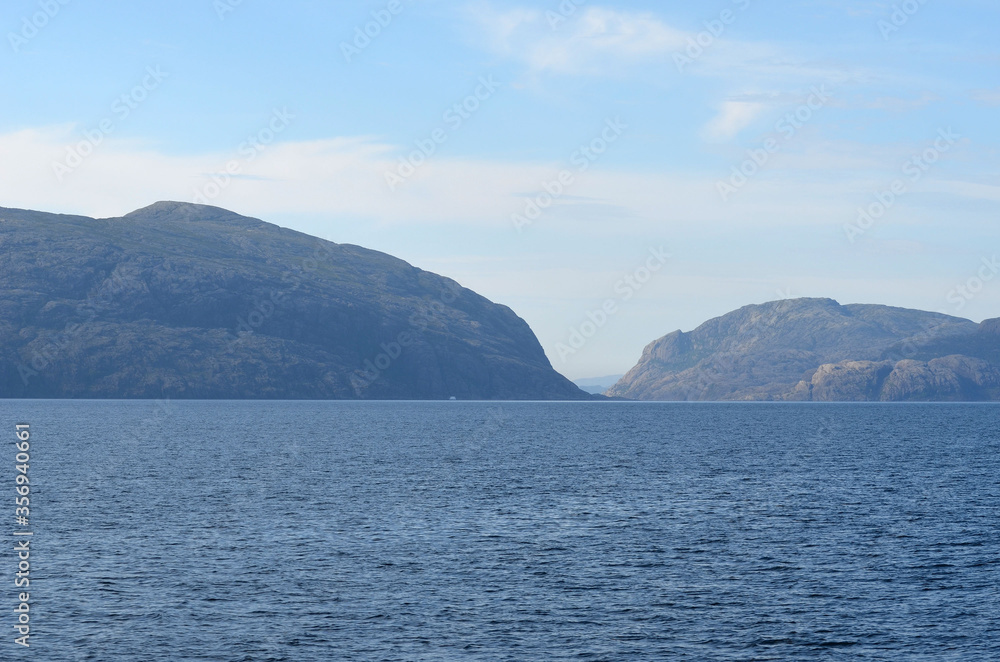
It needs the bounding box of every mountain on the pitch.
[608,298,1000,401]
[573,374,624,395]
[0,202,589,400]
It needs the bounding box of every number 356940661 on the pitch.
[15,425,30,519]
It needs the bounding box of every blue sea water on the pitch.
[2,401,999,661]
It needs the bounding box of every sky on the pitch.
[1,0,998,380]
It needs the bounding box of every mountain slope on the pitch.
[0,201,589,400]
[608,298,1000,401]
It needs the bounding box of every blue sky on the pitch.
[2,0,998,379]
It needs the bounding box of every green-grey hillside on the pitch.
[608,298,1000,401]
[0,202,589,400]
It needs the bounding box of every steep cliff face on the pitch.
[796,352,1000,402]
[0,202,589,400]
[609,298,999,401]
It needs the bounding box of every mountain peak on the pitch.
[745,297,842,313]
[612,300,983,401]
[121,201,260,225]
[979,318,1000,335]
[0,202,590,400]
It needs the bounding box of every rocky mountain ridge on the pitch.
[0,202,589,400]
[608,298,1000,401]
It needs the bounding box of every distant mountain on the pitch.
[0,202,589,400]
[573,374,624,395]
[608,298,1000,401]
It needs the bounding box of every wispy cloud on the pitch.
[0,127,990,232]
[702,101,767,142]
[463,1,877,97]
[465,2,687,75]
[0,125,810,229]
[804,0,891,18]
[864,91,940,112]
[971,88,1000,106]
[922,180,1000,202]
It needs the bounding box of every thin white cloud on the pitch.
[803,0,891,18]
[0,125,824,229]
[463,1,878,96]
[0,126,992,233]
[701,101,767,142]
[922,180,1000,202]
[864,91,940,111]
[465,2,687,75]
[971,88,1000,106]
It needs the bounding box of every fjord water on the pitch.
[8,401,1000,661]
